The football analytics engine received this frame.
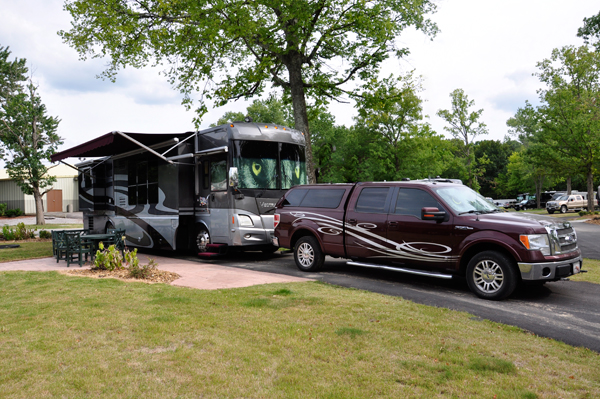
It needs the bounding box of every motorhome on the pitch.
[51,123,307,255]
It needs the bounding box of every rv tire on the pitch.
[195,226,210,253]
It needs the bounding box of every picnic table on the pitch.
[52,229,125,267]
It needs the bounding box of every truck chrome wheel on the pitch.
[466,250,518,300]
[472,260,504,294]
[293,236,324,272]
[560,205,567,214]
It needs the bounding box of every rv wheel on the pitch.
[195,227,210,253]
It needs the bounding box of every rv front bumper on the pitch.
[518,255,582,280]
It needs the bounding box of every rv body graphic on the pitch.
[52,123,307,253]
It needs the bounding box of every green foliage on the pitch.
[39,230,52,239]
[1,222,36,241]
[59,0,438,182]
[92,242,124,271]
[5,208,23,217]
[0,46,63,224]
[437,89,489,189]
[534,45,600,209]
[0,203,6,216]
[126,248,158,279]
[577,11,600,51]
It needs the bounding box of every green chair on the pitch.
[105,229,126,257]
[52,230,68,263]
[64,231,92,267]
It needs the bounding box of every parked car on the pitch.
[546,193,598,214]
[273,181,582,300]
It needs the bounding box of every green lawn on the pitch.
[0,241,53,262]
[0,272,599,398]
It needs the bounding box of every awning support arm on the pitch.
[161,131,197,157]
[114,131,174,164]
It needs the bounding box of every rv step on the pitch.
[197,252,222,258]
[206,243,227,249]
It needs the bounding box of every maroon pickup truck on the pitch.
[272,181,582,300]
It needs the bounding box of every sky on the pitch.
[0,0,599,161]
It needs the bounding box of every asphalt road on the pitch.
[172,221,600,352]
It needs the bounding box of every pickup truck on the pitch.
[273,181,582,300]
[546,194,598,214]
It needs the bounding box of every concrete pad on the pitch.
[0,254,312,290]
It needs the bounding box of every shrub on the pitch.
[127,249,158,279]
[39,230,52,239]
[5,208,23,217]
[0,203,6,217]
[0,223,35,241]
[92,242,124,271]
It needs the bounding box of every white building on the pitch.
[0,164,79,214]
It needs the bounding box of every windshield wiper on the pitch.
[458,210,481,215]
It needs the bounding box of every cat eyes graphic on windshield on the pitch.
[252,162,262,176]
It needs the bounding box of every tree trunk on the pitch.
[33,189,45,225]
[587,169,595,212]
[566,177,572,194]
[535,175,543,209]
[287,55,317,184]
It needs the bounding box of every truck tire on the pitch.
[560,205,567,214]
[294,236,324,272]
[466,251,518,300]
[195,226,210,253]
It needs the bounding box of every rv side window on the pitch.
[211,160,227,191]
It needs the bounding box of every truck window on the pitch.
[283,188,309,206]
[395,188,444,218]
[355,187,390,214]
[300,189,346,208]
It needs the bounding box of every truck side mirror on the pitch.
[422,207,446,221]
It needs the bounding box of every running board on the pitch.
[346,261,454,279]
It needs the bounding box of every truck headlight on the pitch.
[238,215,254,227]
[519,234,551,256]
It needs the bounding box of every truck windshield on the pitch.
[434,185,497,214]
[232,140,306,189]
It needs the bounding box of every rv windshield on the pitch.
[434,185,498,214]
[232,141,306,189]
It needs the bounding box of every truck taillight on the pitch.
[274,214,280,228]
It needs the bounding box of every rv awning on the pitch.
[51,131,193,162]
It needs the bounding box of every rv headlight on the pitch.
[519,234,551,256]
[238,215,254,227]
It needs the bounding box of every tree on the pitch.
[473,139,521,199]
[0,46,63,225]
[437,89,488,189]
[211,94,293,127]
[577,11,600,51]
[60,0,438,183]
[535,45,600,211]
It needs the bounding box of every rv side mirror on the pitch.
[229,167,239,188]
[421,207,446,221]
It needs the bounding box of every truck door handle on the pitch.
[347,219,357,225]
[388,221,398,230]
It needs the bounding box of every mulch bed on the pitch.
[63,268,181,284]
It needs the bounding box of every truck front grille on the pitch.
[554,227,577,254]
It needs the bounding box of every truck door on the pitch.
[344,186,393,260]
[385,188,456,270]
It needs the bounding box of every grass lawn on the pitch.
[0,272,599,398]
[28,224,84,230]
[0,241,53,262]
[572,258,600,284]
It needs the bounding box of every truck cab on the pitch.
[274,181,582,300]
